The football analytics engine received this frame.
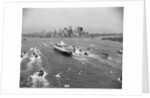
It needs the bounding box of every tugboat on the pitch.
[53,40,73,56]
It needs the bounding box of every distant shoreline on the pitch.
[22,35,123,43]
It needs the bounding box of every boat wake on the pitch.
[20,47,50,88]
[27,70,49,88]
[72,48,121,68]
[43,42,48,47]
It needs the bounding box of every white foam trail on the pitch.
[26,48,43,71]
[21,53,28,63]
[78,71,83,75]
[87,53,120,67]
[109,57,122,63]
[33,47,48,61]
[73,51,98,65]
[55,73,62,79]
[96,57,120,67]
[117,77,122,83]
[21,47,50,87]
[106,56,122,66]
[43,43,48,47]
[30,47,34,51]
[29,71,49,88]
[107,57,113,60]
[26,56,36,71]
[89,44,96,47]
[64,84,70,88]
[73,50,120,66]
[73,56,88,65]
[88,53,98,58]
[30,47,42,55]
[55,72,63,86]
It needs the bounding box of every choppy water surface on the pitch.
[20,37,122,88]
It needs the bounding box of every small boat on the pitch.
[72,47,90,57]
[53,41,72,56]
[117,49,123,54]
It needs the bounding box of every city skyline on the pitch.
[22,7,124,34]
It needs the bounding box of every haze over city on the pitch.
[22,7,124,34]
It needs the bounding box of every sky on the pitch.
[22,7,124,34]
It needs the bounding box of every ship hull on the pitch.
[53,45,72,56]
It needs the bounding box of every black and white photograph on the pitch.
[20,7,123,89]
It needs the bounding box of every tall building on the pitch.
[75,26,84,37]
[67,26,73,37]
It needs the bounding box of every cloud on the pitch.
[22,7,124,34]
